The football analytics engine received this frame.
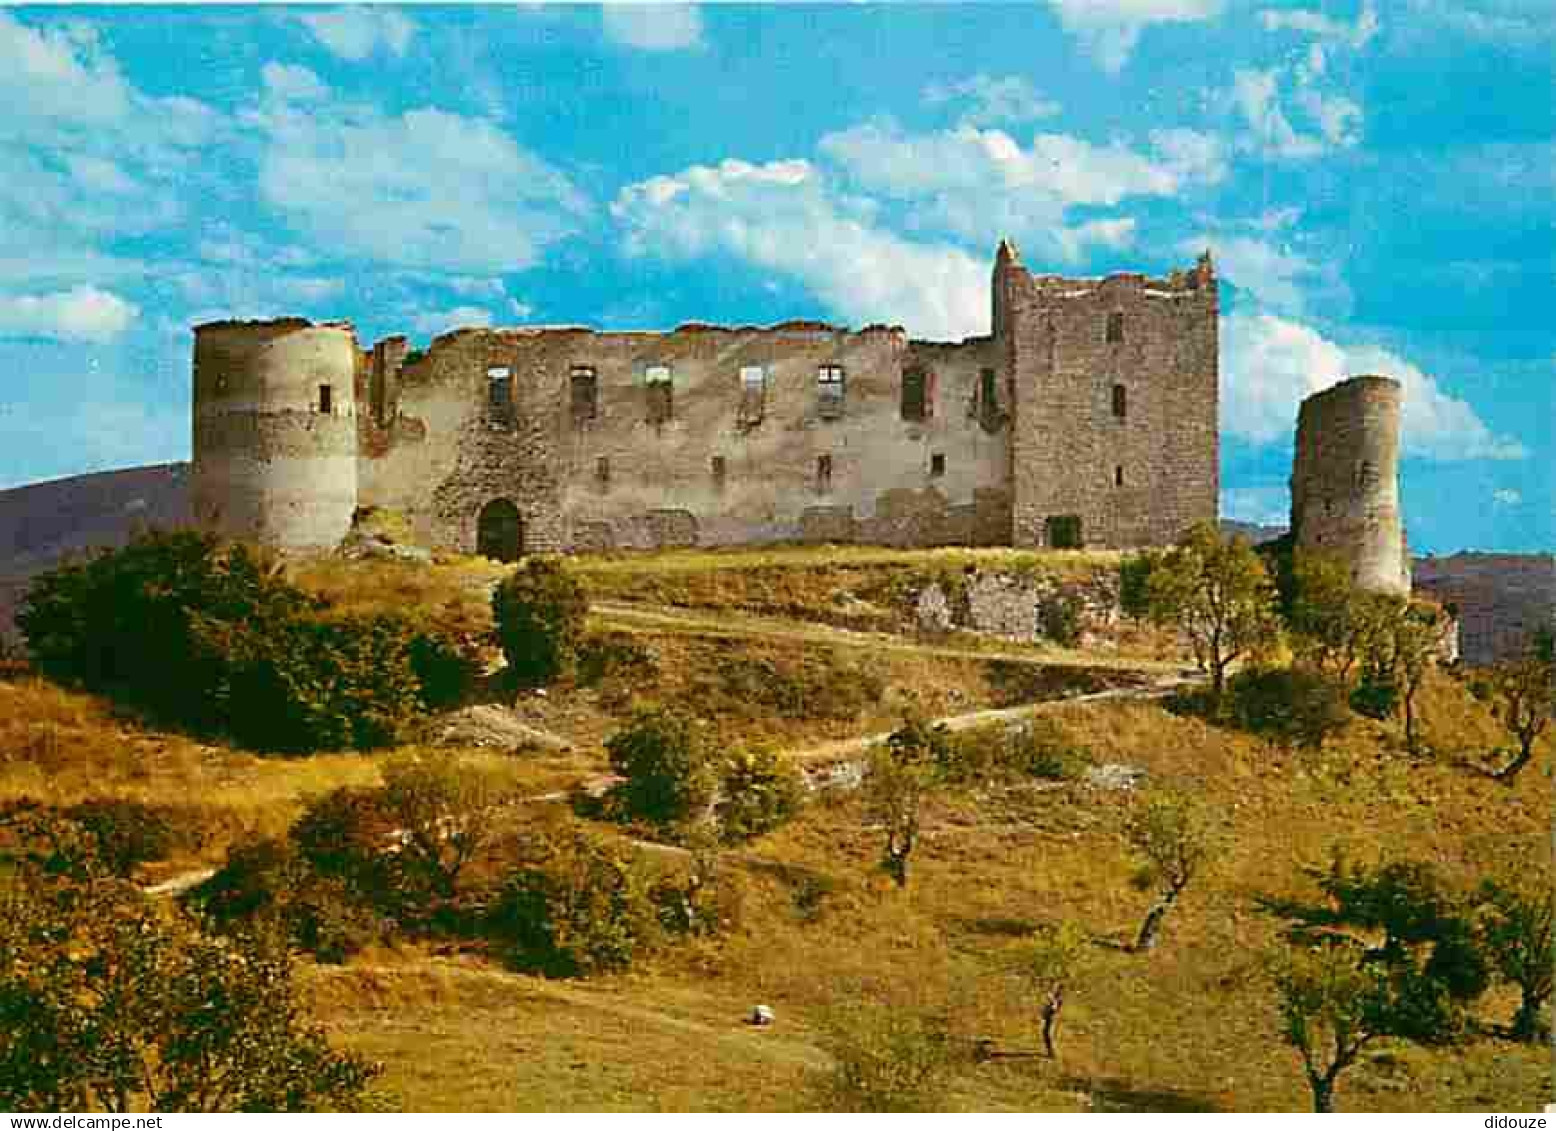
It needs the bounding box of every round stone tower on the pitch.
[191,318,360,550]
[1289,374,1410,595]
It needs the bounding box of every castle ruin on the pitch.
[191,242,1220,558]
[1288,374,1411,595]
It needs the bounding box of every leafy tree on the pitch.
[1146,523,1281,706]
[1272,939,1395,1113]
[1383,601,1450,756]
[1476,875,1553,1042]
[1288,550,1377,683]
[378,755,514,898]
[809,1000,961,1112]
[1123,789,1215,953]
[1482,629,1553,784]
[1117,551,1161,621]
[0,874,379,1112]
[1024,920,1087,1058]
[716,744,805,843]
[865,714,945,888]
[604,707,718,828]
[491,557,589,686]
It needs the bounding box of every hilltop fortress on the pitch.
[191,242,1221,558]
[188,239,1408,593]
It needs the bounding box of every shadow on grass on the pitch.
[1063,1074,1227,1113]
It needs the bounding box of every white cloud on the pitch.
[1231,59,1361,160]
[612,158,988,340]
[1056,217,1136,262]
[412,306,493,337]
[601,4,704,51]
[922,74,1061,126]
[1222,311,1527,461]
[251,86,588,274]
[261,62,327,104]
[1180,234,1317,313]
[1221,486,1290,527]
[297,8,414,60]
[0,12,131,130]
[1492,488,1522,507]
[1259,2,1379,48]
[0,286,138,344]
[1046,0,1224,72]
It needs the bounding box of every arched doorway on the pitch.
[477,498,523,562]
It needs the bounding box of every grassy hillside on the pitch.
[2,545,1548,1111]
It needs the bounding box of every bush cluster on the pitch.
[18,531,479,753]
[492,557,589,687]
[1226,666,1353,750]
[933,718,1092,784]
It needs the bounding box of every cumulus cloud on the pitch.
[1259,2,1379,47]
[1180,234,1318,314]
[1046,0,1224,72]
[250,83,588,274]
[412,306,493,337]
[297,8,414,60]
[0,12,130,130]
[1492,488,1522,506]
[261,62,328,104]
[0,286,138,343]
[601,4,704,51]
[1222,311,1526,461]
[611,158,987,340]
[922,74,1060,126]
[1231,60,1361,159]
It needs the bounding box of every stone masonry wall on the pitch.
[1002,249,1218,550]
[1290,375,1410,596]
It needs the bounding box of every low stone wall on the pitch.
[914,567,1120,644]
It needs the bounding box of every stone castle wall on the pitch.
[1001,247,1219,549]
[1413,552,1554,665]
[1289,375,1410,595]
[191,320,360,549]
[192,246,1221,559]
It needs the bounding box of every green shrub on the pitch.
[1118,551,1160,620]
[809,1000,963,1112]
[1037,592,1084,646]
[936,718,1090,783]
[717,745,805,843]
[0,799,187,880]
[63,799,183,878]
[1350,665,1399,720]
[487,830,663,977]
[407,627,481,711]
[492,557,588,687]
[577,634,659,688]
[1228,666,1353,749]
[604,707,717,827]
[289,786,401,907]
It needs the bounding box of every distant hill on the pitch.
[0,463,192,647]
[1413,552,1554,667]
[1220,519,1288,545]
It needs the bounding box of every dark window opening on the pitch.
[1106,311,1124,343]
[1114,464,1125,487]
[318,384,333,414]
[739,365,766,426]
[1046,514,1083,549]
[817,365,845,420]
[477,498,523,563]
[978,367,1003,432]
[901,367,928,422]
[930,453,946,478]
[711,455,727,487]
[1112,383,1127,420]
[570,366,597,426]
[487,367,512,420]
[596,456,610,486]
[646,364,673,424]
[816,454,833,492]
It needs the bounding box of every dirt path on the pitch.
[590,599,1189,675]
[312,958,828,1069]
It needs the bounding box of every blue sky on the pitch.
[1,1,1551,553]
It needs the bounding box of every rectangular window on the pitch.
[1115,464,1125,487]
[930,453,946,478]
[739,365,766,426]
[318,384,333,414]
[596,456,611,486]
[711,455,727,487]
[816,453,833,492]
[817,364,845,420]
[1112,383,1127,420]
[979,368,997,411]
[645,364,673,424]
[487,367,512,418]
[901,367,928,422]
[570,366,598,426]
[1106,311,1125,343]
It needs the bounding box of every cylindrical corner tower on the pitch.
[1289,374,1410,595]
[191,318,360,550]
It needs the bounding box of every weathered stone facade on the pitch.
[191,243,1221,557]
[1413,552,1555,666]
[1289,375,1411,596]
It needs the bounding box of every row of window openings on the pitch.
[487,364,1007,425]
[592,454,1129,489]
